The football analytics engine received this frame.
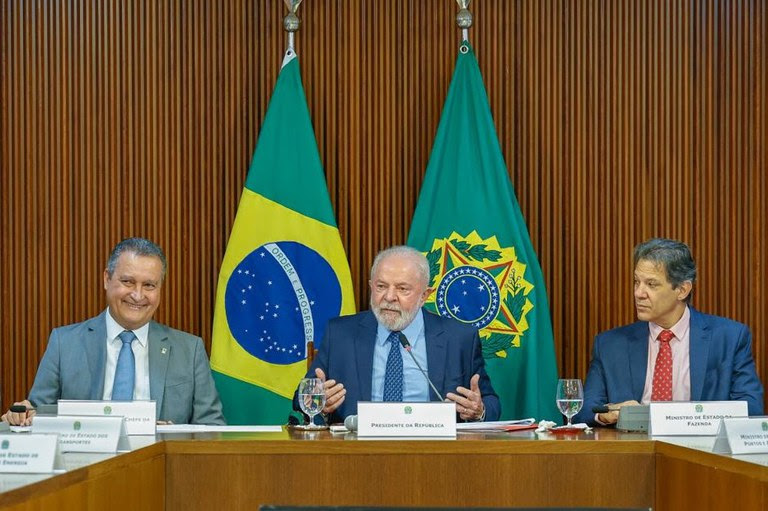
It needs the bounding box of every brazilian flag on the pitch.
[407,42,559,422]
[211,52,355,425]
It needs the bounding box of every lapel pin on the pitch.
[161,347,168,354]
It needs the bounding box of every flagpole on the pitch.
[456,0,473,44]
[283,0,303,56]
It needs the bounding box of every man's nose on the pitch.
[384,286,398,301]
[130,287,144,301]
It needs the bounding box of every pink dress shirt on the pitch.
[641,306,691,403]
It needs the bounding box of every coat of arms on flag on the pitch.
[423,231,534,359]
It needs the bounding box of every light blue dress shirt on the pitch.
[370,310,430,402]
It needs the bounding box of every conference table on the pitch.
[1,426,767,510]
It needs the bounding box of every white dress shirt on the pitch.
[102,308,151,400]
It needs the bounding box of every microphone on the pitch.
[344,414,358,432]
[397,332,444,402]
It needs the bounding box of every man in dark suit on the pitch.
[574,238,763,426]
[298,245,500,424]
[2,237,225,426]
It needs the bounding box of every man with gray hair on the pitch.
[296,245,500,424]
[574,238,763,426]
[3,237,225,426]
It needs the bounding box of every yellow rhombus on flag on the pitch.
[211,52,355,425]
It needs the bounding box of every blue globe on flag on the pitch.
[224,241,341,365]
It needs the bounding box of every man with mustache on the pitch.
[297,245,500,424]
[2,237,225,426]
[574,238,763,426]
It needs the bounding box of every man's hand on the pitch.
[446,374,485,421]
[1,400,36,426]
[315,368,346,415]
[597,400,641,425]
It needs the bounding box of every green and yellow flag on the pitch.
[407,42,559,421]
[211,52,355,424]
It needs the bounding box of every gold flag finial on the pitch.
[283,0,303,33]
[455,0,473,31]
[283,0,303,14]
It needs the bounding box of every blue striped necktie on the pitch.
[382,331,403,401]
[112,330,136,400]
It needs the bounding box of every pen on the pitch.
[9,404,35,414]
[591,405,622,413]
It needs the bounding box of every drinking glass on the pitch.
[556,379,584,427]
[297,378,327,430]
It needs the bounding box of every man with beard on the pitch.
[573,238,763,426]
[295,245,500,424]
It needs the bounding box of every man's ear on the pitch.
[420,287,433,304]
[677,280,693,301]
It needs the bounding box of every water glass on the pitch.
[556,379,584,427]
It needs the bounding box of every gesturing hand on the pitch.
[315,367,346,415]
[446,374,485,421]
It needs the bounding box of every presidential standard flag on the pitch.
[211,52,355,425]
[407,42,559,422]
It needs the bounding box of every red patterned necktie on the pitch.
[651,329,675,401]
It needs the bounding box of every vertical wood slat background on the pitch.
[1,1,766,410]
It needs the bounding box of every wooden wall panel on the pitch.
[1,0,766,412]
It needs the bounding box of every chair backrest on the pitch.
[306,341,317,370]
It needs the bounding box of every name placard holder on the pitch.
[649,401,748,436]
[357,402,456,437]
[32,416,125,453]
[714,418,768,454]
[0,434,62,473]
[58,400,156,435]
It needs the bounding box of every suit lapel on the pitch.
[355,313,377,401]
[688,308,709,401]
[629,322,649,401]
[148,321,170,413]
[424,311,447,399]
[86,312,109,399]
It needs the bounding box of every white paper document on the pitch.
[456,418,536,431]
[156,424,283,433]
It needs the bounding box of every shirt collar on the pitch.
[376,308,425,347]
[649,305,691,342]
[105,308,150,348]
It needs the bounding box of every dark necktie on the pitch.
[382,331,403,401]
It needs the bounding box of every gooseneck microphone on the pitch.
[398,332,444,402]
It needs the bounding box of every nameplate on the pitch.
[713,418,768,454]
[0,434,60,473]
[357,402,456,437]
[649,401,748,436]
[31,416,124,452]
[58,400,156,435]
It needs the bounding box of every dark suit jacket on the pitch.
[298,309,501,423]
[28,311,226,425]
[574,308,764,426]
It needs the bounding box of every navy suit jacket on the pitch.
[299,309,501,423]
[574,308,764,426]
[28,312,226,425]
